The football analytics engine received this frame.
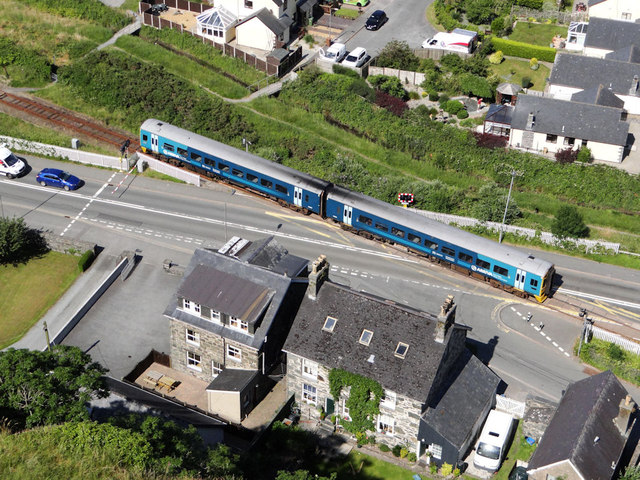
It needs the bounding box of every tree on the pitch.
[552,205,590,239]
[459,73,494,98]
[0,346,108,429]
[0,37,16,77]
[376,40,420,70]
[620,466,640,480]
[472,183,521,223]
[465,0,496,24]
[0,217,49,265]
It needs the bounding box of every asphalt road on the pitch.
[2,155,640,401]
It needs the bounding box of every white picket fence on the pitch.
[592,325,640,355]
[496,395,526,419]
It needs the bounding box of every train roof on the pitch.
[327,185,553,277]
[141,119,331,194]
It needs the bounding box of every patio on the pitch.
[134,362,209,411]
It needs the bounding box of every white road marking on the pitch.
[557,287,640,310]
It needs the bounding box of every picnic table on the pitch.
[157,375,179,391]
[142,370,163,388]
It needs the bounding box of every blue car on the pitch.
[36,168,81,191]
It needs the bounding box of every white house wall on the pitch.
[617,93,640,114]
[583,46,612,58]
[589,0,640,22]
[587,140,624,163]
[236,17,275,50]
[215,0,295,21]
[510,129,624,162]
[208,390,241,423]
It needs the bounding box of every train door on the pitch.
[151,134,159,153]
[294,187,303,207]
[515,269,526,290]
[343,205,352,226]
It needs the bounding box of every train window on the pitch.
[305,195,309,202]
[163,143,174,152]
[476,259,490,269]
[232,168,244,178]
[358,215,373,226]
[177,147,187,157]
[391,227,405,238]
[375,222,388,232]
[191,152,202,162]
[458,252,473,263]
[247,173,259,183]
[493,265,509,276]
[408,233,421,244]
[427,241,438,250]
[219,162,230,173]
[530,278,539,288]
[142,134,148,142]
[441,246,455,256]
[261,178,273,189]
[204,157,215,167]
[275,184,288,195]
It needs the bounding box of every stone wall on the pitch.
[170,318,259,383]
[522,396,558,442]
[43,231,95,255]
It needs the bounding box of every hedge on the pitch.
[490,37,556,62]
[77,249,95,272]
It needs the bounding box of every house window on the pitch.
[378,414,395,435]
[302,383,317,405]
[359,329,373,346]
[302,358,318,379]
[545,134,558,143]
[395,342,409,359]
[342,401,351,421]
[563,137,575,146]
[212,361,224,378]
[244,0,253,7]
[323,316,337,332]
[210,310,221,322]
[622,12,632,20]
[183,299,201,316]
[429,444,443,460]
[229,316,249,332]
[186,329,200,346]
[227,345,242,362]
[380,390,396,410]
[187,351,202,371]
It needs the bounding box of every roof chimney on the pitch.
[630,75,639,96]
[435,295,456,343]
[614,395,636,436]
[307,255,329,300]
[526,112,535,130]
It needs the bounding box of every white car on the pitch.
[342,47,368,68]
[320,42,347,63]
[0,144,26,179]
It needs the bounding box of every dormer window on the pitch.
[359,329,373,346]
[395,342,409,359]
[229,316,249,332]
[182,299,201,316]
[323,316,337,332]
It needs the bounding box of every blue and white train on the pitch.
[140,119,555,302]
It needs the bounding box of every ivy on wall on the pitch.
[328,368,383,435]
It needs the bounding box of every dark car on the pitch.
[365,10,387,30]
[36,168,81,191]
[509,466,528,480]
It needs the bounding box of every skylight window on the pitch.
[359,329,373,346]
[395,342,409,359]
[323,316,337,332]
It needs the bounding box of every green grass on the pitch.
[141,169,185,183]
[335,8,360,19]
[328,451,425,479]
[489,58,550,91]
[508,22,565,47]
[493,422,536,480]
[0,252,81,349]
[577,338,640,385]
[114,36,249,99]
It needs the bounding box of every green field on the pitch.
[0,252,80,348]
[509,21,565,47]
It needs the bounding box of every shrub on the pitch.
[488,50,504,64]
[491,37,556,62]
[607,343,626,362]
[392,445,402,457]
[453,467,461,477]
[303,34,314,46]
[491,17,505,35]
[77,249,95,272]
[457,109,469,119]
[438,93,450,104]
[379,443,390,452]
[407,452,417,462]
[473,132,508,149]
[530,57,539,70]
[555,147,577,164]
[551,205,590,239]
[399,447,408,458]
[577,147,592,163]
[368,75,407,99]
[429,462,438,474]
[441,463,453,476]
[408,91,420,100]
[376,40,420,70]
[429,91,440,101]
[421,91,428,97]
[442,100,464,115]
[375,90,408,116]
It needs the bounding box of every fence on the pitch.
[496,395,526,419]
[511,5,588,24]
[413,48,472,61]
[407,207,620,254]
[592,325,640,356]
[1,136,132,170]
[137,152,201,186]
[368,66,426,87]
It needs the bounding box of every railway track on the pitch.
[0,90,139,152]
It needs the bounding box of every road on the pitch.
[2,155,640,402]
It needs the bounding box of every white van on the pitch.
[0,144,26,179]
[473,410,514,472]
[320,42,347,63]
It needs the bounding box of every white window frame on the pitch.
[380,390,396,410]
[377,414,395,435]
[229,316,249,333]
[186,328,200,346]
[187,351,202,371]
[182,299,201,316]
[342,400,351,421]
[302,383,317,405]
[359,329,373,346]
[323,316,337,332]
[395,342,409,359]
[429,443,442,460]
[227,344,242,362]
[302,358,318,379]
[212,360,223,378]
[210,310,221,322]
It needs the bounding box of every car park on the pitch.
[0,144,26,179]
[320,42,347,63]
[36,168,81,191]
[365,10,387,30]
[342,47,368,68]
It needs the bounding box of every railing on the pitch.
[592,326,640,355]
[496,395,526,419]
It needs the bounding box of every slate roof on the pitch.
[528,371,632,478]
[419,351,500,449]
[165,248,293,349]
[606,44,640,64]
[236,8,288,36]
[511,94,629,146]
[584,17,640,52]
[206,368,258,392]
[571,84,625,108]
[549,53,640,95]
[485,104,513,125]
[219,236,308,277]
[282,280,470,401]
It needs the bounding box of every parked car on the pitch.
[0,144,26,179]
[342,47,368,68]
[36,168,81,191]
[320,42,347,63]
[342,0,369,6]
[365,10,387,30]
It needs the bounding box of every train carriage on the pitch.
[140,119,330,216]
[325,185,554,301]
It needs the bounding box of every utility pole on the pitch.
[43,321,52,352]
[499,169,518,244]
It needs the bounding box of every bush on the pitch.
[376,40,420,70]
[491,37,556,62]
[333,64,360,79]
[577,147,592,163]
[408,91,420,100]
[457,109,469,119]
[438,93,450,104]
[491,17,505,35]
[607,343,626,362]
[399,447,408,458]
[303,34,314,46]
[429,91,440,101]
[442,100,464,115]
[392,445,402,457]
[521,76,531,88]
[473,132,508,149]
[530,57,539,70]
[379,443,390,452]
[488,50,504,64]
[77,249,95,272]
[551,205,590,239]
[441,463,453,476]
[368,75,407,99]
[555,147,577,164]
[375,90,408,116]
[429,462,438,474]
[407,452,417,462]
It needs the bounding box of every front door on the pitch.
[343,205,352,226]
[325,397,334,416]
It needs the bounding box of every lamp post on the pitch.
[577,308,594,357]
[498,169,518,244]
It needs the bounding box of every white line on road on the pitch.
[557,287,640,310]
